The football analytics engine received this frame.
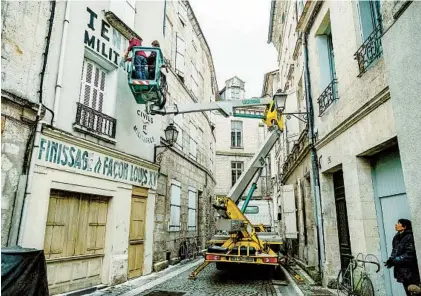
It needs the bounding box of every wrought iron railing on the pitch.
[354,24,383,77]
[317,79,338,116]
[282,128,309,181]
[75,103,117,138]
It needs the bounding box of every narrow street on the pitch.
[88,260,304,296]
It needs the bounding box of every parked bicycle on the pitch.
[179,237,200,260]
[336,253,381,296]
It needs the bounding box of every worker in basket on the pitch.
[123,36,148,80]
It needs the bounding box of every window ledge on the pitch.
[73,124,117,145]
[231,146,244,149]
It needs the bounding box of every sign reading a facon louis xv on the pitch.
[37,136,158,189]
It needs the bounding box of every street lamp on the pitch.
[273,89,288,112]
[273,89,309,123]
[154,122,179,164]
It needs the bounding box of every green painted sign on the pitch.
[37,136,158,189]
[241,99,261,105]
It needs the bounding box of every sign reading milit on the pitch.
[37,136,158,189]
[84,7,120,65]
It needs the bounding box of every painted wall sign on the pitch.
[84,7,122,66]
[37,136,158,189]
[133,110,156,144]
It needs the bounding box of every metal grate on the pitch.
[354,24,383,77]
[75,102,117,138]
[317,79,338,116]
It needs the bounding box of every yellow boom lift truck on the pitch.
[127,46,289,279]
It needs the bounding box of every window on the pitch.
[210,141,214,165]
[188,187,197,231]
[79,58,107,113]
[231,161,244,186]
[231,86,241,100]
[175,34,185,77]
[189,121,197,159]
[244,206,259,214]
[165,17,175,64]
[169,180,181,231]
[231,121,243,147]
[316,18,336,90]
[357,0,381,42]
[173,114,183,150]
[178,1,188,25]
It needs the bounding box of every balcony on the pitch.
[281,128,309,182]
[74,103,117,139]
[317,79,338,116]
[354,24,383,77]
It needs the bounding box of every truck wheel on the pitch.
[216,262,227,270]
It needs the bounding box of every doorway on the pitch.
[372,148,411,296]
[333,170,352,271]
[127,187,148,279]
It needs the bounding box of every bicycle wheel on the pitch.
[337,266,353,296]
[359,276,374,296]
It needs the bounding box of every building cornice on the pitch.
[315,87,391,150]
[216,151,255,157]
[296,1,323,34]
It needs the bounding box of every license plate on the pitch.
[231,256,254,262]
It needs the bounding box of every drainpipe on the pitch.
[15,0,57,246]
[52,0,71,126]
[303,33,326,276]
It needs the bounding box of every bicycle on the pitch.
[178,236,200,261]
[336,253,381,296]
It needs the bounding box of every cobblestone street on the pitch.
[89,260,303,296]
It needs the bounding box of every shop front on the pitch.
[18,129,158,294]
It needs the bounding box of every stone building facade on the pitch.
[214,77,274,229]
[1,0,217,294]
[268,1,420,295]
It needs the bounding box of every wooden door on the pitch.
[333,171,352,271]
[44,190,108,295]
[128,187,148,279]
[372,148,410,296]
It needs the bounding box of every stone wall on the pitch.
[1,95,37,246]
[152,150,216,268]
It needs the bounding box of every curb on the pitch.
[120,259,204,296]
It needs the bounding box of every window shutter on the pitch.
[282,184,297,239]
[188,188,197,230]
[175,34,185,77]
[170,181,181,231]
[80,59,107,112]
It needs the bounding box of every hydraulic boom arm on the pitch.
[227,128,281,204]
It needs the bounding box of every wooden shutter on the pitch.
[80,59,107,112]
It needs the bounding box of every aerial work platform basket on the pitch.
[127,46,167,107]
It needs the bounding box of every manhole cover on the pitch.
[143,291,186,296]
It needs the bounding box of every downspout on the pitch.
[303,33,326,276]
[163,0,167,36]
[15,0,57,246]
[52,0,71,126]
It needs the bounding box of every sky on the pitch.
[189,0,278,97]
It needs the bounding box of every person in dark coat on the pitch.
[385,219,420,295]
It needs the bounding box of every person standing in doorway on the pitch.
[385,219,420,295]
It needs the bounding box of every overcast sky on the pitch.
[189,0,278,97]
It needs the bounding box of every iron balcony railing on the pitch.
[354,24,383,77]
[75,103,117,138]
[317,79,338,116]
